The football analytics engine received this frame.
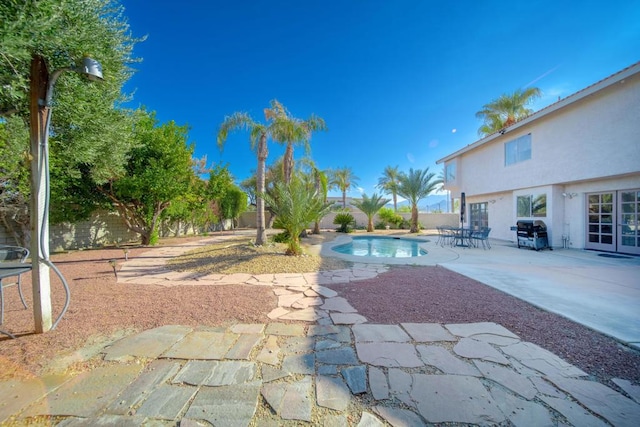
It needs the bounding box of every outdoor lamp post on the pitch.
[29,55,103,333]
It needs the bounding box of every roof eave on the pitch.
[436,61,640,164]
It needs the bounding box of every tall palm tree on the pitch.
[330,167,359,208]
[397,168,440,233]
[266,100,327,185]
[476,87,541,136]
[217,100,292,245]
[377,165,401,211]
[352,193,390,232]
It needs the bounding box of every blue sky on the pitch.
[121,0,639,199]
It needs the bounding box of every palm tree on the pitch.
[377,165,401,211]
[266,100,327,185]
[330,167,359,208]
[217,100,292,245]
[397,168,440,233]
[352,193,390,232]
[476,87,541,136]
[299,158,330,234]
[261,175,332,255]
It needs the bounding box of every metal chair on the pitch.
[0,245,30,324]
[471,227,492,250]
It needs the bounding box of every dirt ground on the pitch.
[1,231,638,390]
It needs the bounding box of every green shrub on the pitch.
[271,231,290,243]
[333,212,355,233]
[378,207,404,228]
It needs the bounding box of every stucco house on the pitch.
[437,62,640,255]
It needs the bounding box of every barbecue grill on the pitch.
[515,220,551,251]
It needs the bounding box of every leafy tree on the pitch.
[352,193,390,232]
[240,175,257,207]
[218,186,248,228]
[217,100,301,245]
[261,176,331,255]
[98,110,194,245]
[265,100,327,184]
[397,168,440,233]
[0,0,140,241]
[377,165,401,212]
[330,167,359,208]
[476,88,541,136]
[0,117,30,245]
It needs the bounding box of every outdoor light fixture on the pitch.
[30,55,103,333]
[562,192,578,199]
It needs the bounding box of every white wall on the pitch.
[443,66,640,250]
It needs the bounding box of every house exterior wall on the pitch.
[440,64,640,250]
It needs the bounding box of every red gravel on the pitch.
[330,265,640,386]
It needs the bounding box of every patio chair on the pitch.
[0,245,30,324]
[436,226,453,247]
[471,227,492,250]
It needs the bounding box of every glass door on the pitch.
[586,192,615,252]
[619,189,640,255]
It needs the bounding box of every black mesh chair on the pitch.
[0,245,30,324]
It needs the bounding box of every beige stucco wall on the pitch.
[238,211,459,231]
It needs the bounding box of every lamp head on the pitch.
[77,57,103,81]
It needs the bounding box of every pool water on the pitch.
[332,236,427,258]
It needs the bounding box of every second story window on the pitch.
[505,134,532,166]
[445,160,457,185]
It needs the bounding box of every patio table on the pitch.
[451,228,474,248]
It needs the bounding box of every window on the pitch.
[470,203,488,229]
[444,161,456,184]
[505,134,531,166]
[517,194,546,217]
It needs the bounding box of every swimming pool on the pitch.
[332,236,428,258]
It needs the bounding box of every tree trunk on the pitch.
[393,193,398,212]
[410,205,419,233]
[367,218,374,232]
[342,191,347,209]
[313,221,321,234]
[283,143,294,184]
[255,133,268,245]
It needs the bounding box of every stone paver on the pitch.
[547,375,640,426]
[417,345,481,376]
[162,330,238,359]
[5,238,636,427]
[22,364,143,418]
[356,342,423,367]
[316,375,351,410]
[184,381,262,427]
[401,322,456,342]
[453,337,511,365]
[103,325,192,361]
[353,324,411,342]
[501,341,589,377]
[410,374,505,424]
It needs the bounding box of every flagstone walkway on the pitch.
[1,237,639,426]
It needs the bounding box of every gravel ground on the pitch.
[1,232,638,393]
[331,264,640,387]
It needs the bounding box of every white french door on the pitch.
[586,190,640,255]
